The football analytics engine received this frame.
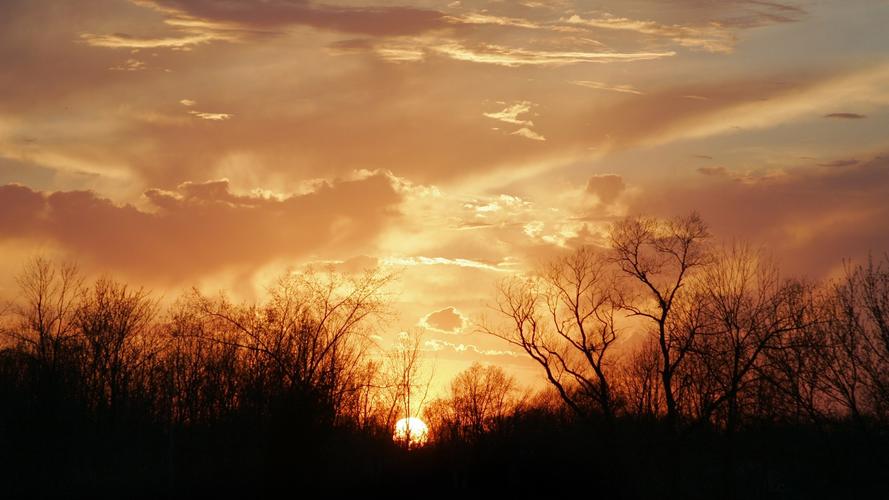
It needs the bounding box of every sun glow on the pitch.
[393,417,429,448]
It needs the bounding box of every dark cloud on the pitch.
[635,155,889,278]
[595,0,805,28]
[697,165,729,176]
[824,112,867,119]
[141,0,448,37]
[817,159,859,168]
[586,174,626,205]
[420,307,467,334]
[0,174,401,282]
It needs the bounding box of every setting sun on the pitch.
[393,417,429,448]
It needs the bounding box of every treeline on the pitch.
[418,213,889,497]
[0,261,429,496]
[1,212,888,497]
[478,213,889,429]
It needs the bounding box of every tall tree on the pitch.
[610,212,709,426]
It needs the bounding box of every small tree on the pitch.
[3,257,83,384]
[439,362,518,442]
[383,329,433,448]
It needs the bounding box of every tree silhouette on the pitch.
[425,362,520,443]
[482,246,619,419]
[610,212,709,427]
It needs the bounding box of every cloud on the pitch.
[0,173,402,282]
[817,159,859,168]
[80,30,232,49]
[449,12,545,30]
[634,154,889,278]
[697,166,729,176]
[135,0,448,37]
[380,256,507,273]
[572,80,644,95]
[511,127,546,141]
[424,338,519,357]
[586,174,626,205]
[824,112,866,119]
[432,42,675,67]
[484,102,535,126]
[718,0,807,28]
[587,63,889,150]
[109,58,147,71]
[485,102,547,141]
[188,110,232,121]
[564,14,736,53]
[419,306,468,334]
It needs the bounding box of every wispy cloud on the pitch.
[424,338,519,357]
[572,80,644,95]
[564,14,736,53]
[109,58,147,71]
[188,110,232,121]
[135,0,447,37]
[824,112,866,119]
[697,166,730,176]
[80,31,230,50]
[484,102,547,141]
[511,127,546,141]
[380,256,508,272]
[484,102,535,126]
[449,13,545,30]
[433,42,674,67]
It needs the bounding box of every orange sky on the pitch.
[2,0,889,395]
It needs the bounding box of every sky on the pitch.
[2,0,889,394]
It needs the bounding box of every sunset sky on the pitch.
[2,0,889,392]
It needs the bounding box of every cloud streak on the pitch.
[135,0,448,37]
[424,338,519,357]
[433,42,675,67]
[572,80,644,95]
[564,14,736,53]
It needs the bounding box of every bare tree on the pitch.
[617,335,664,418]
[2,257,83,382]
[756,283,826,423]
[683,244,804,431]
[184,266,394,424]
[383,329,433,447]
[805,256,889,421]
[482,246,619,419]
[610,212,709,426]
[76,277,159,418]
[427,362,519,442]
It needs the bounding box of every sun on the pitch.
[393,417,429,448]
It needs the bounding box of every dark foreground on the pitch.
[2,401,887,499]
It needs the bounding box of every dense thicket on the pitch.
[1,213,888,498]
